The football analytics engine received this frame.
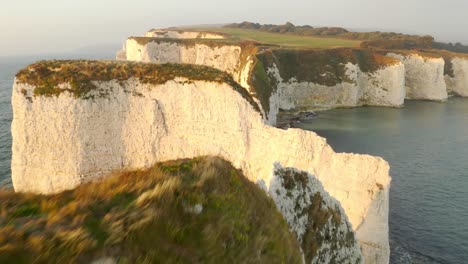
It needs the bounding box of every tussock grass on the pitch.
[0,157,301,263]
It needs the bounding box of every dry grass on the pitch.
[0,157,301,263]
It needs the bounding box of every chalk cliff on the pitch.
[119,36,406,124]
[445,56,468,97]
[387,52,448,101]
[122,37,252,85]
[12,61,390,263]
[271,164,363,263]
[253,49,405,124]
[119,30,468,118]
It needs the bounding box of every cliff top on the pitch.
[0,157,301,263]
[16,60,260,111]
[152,27,361,49]
[128,36,262,48]
[191,27,361,49]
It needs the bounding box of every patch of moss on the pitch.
[0,157,302,263]
[16,60,260,112]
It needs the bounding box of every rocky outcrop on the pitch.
[269,59,405,111]
[270,164,362,263]
[445,57,468,97]
[12,61,391,263]
[387,52,448,101]
[252,49,405,124]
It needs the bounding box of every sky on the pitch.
[1,0,467,57]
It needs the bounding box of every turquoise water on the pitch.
[296,100,468,264]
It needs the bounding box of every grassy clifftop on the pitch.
[0,157,302,263]
[186,27,361,49]
[16,60,260,112]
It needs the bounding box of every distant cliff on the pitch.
[118,29,468,125]
[119,35,406,124]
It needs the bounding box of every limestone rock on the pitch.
[445,57,468,97]
[387,53,448,101]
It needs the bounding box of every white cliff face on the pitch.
[12,78,390,263]
[269,62,405,112]
[360,63,406,106]
[125,39,244,82]
[145,30,225,39]
[277,63,362,111]
[270,164,363,263]
[122,39,266,120]
[387,53,448,101]
[445,57,468,97]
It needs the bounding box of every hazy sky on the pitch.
[1,0,467,57]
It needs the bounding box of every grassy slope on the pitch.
[0,157,302,263]
[192,27,361,49]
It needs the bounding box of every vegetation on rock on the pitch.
[271,48,398,84]
[15,60,260,112]
[272,167,361,264]
[0,157,302,263]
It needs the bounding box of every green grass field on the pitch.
[194,27,361,49]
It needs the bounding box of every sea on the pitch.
[1,54,467,263]
[296,101,468,264]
